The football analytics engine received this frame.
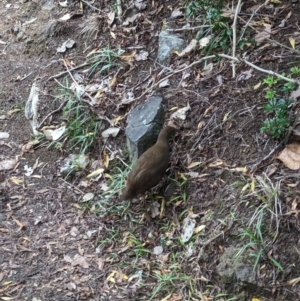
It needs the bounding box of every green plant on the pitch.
[261,67,300,139]
[261,98,292,139]
[264,90,276,100]
[123,232,150,265]
[184,0,232,53]
[91,163,135,216]
[50,78,100,154]
[87,45,123,77]
[290,66,300,75]
[168,176,188,205]
[263,75,280,87]
[281,82,297,93]
[215,293,237,301]
[150,267,195,300]
[236,175,283,272]
[185,0,225,18]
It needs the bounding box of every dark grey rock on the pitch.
[157,30,185,65]
[216,246,256,284]
[126,94,167,160]
[0,213,6,222]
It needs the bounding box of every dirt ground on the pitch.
[1,0,300,300]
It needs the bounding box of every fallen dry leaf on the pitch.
[254,26,271,45]
[291,85,300,99]
[287,276,300,286]
[179,39,197,57]
[277,143,300,170]
[187,162,201,169]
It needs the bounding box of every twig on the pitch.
[116,0,122,21]
[128,55,216,102]
[243,58,300,84]
[38,100,67,129]
[48,62,91,81]
[196,218,235,260]
[60,59,114,126]
[126,53,299,104]
[231,0,242,78]
[60,178,84,194]
[20,71,35,81]
[238,0,269,44]
[166,25,211,32]
[250,142,283,173]
[81,0,100,12]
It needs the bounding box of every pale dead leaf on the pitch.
[237,69,253,81]
[199,36,211,48]
[187,162,201,169]
[13,218,25,229]
[289,37,295,49]
[208,159,226,167]
[247,4,260,12]
[82,193,95,202]
[292,198,298,210]
[106,11,115,25]
[181,211,198,243]
[59,13,71,21]
[179,39,197,56]
[101,127,120,139]
[204,105,214,116]
[287,276,300,285]
[97,257,105,270]
[291,85,300,99]
[194,224,205,234]
[123,13,141,25]
[171,8,184,18]
[43,126,66,141]
[202,62,213,76]
[120,51,136,64]
[198,121,205,129]
[170,104,190,120]
[0,132,9,139]
[135,50,149,61]
[150,201,160,218]
[277,143,300,170]
[230,166,247,173]
[72,254,90,268]
[86,168,105,179]
[254,26,271,45]
[134,0,147,10]
[70,226,79,237]
[254,82,261,89]
[153,246,163,255]
[159,79,170,88]
[10,177,23,185]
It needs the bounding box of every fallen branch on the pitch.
[127,53,300,104]
[231,0,242,78]
[38,100,67,129]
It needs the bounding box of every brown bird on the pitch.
[120,126,176,200]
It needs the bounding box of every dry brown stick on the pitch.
[231,0,242,78]
[128,53,300,103]
[60,59,115,126]
[238,0,270,43]
[38,100,67,129]
[166,25,212,32]
[243,59,300,84]
[48,62,91,81]
[128,55,216,103]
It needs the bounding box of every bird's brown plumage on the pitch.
[120,126,175,200]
